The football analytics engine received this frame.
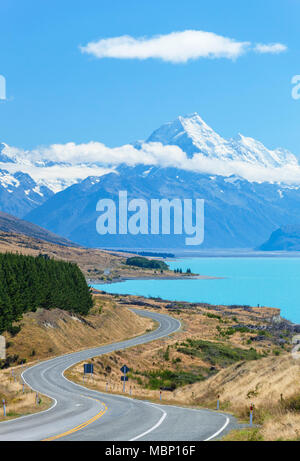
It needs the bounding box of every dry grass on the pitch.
[66,296,288,410]
[0,366,52,422]
[3,295,153,363]
[174,353,300,441]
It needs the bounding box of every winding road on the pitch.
[0,309,236,441]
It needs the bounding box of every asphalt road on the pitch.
[0,309,237,441]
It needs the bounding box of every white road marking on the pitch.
[129,405,167,441]
[204,416,230,441]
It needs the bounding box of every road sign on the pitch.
[84,363,94,374]
[120,365,130,374]
[121,376,128,382]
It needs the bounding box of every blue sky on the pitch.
[0,0,300,156]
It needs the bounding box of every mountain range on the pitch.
[1,113,300,249]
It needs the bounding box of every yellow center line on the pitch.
[43,397,108,441]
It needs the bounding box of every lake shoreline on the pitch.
[88,273,223,285]
[91,256,300,324]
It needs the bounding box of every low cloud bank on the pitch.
[2,140,300,189]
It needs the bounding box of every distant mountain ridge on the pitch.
[259,226,300,251]
[0,211,76,247]
[25,165,300,249]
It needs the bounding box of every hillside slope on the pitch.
[174,353,300,441]
[0,211,75,247]
[3,295,153,365]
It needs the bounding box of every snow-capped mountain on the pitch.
[0,169,53,217]
[0,142,112,194]
[147,113,298,168]
[2,112,300,243]
[1,112,300,197]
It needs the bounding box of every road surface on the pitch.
[0,309,236,441]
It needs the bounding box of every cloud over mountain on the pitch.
[1,113,300,195]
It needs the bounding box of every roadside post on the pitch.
[36,392,39,405]
[2,399,6,417]
[217,395,220,410]
[250,404,254,427]
[130,385,132,396]
[160,390,162,401]
[120,365,130,393]
[106,382,108,392]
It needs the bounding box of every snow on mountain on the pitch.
[147,113,298,168]
[230,134,298,168]
[1,112,300,199]
[0,169,53,217]
[0,142,112,193]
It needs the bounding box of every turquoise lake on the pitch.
[93,257,300,323]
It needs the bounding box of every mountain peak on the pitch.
[147,112,230,159]
[146,112,298,167]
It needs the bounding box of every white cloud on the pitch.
[254,43,287,54]
[80,30,251,63]
[80,30,287,63]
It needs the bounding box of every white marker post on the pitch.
[217,395,220,410]
[130,386,132,396]
[36,392,39,406]
[106,382,108,392]
[250,404,253,427]
[2,399,6,417]
[160,390,162,401]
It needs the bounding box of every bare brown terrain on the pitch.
[0,231,204,282]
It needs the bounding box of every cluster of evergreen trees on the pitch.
[174,268,192,274]
[0,253,93,334]
[126,256,169,271]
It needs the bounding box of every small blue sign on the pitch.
[84,363,94,374]
[121,376,128,382]
[120,365,130,374]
